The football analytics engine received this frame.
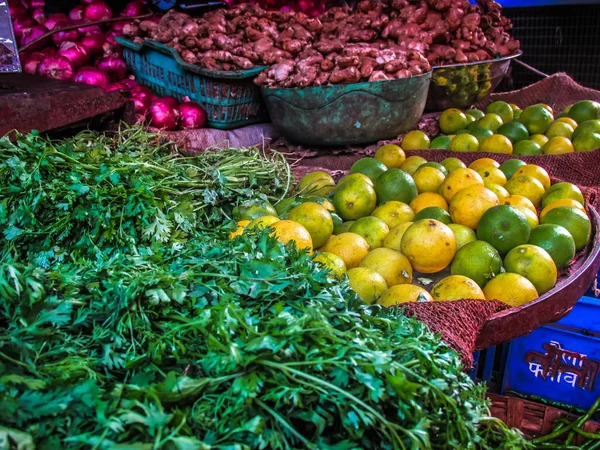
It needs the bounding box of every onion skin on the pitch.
[58,41,91,68]
[30,7,46,24]
[120,1,149,17]
[179,102,207,129]
[37,55,75,81]
[73,66,110,89]
[149,99,179,130]
[11,16,36,40]
[20,51,46,75]
[44,13,69,30]
[80,33,105,57]
[83,2,113,22]
[52,21,80,46]
[68,5,85,22]
[19,24,50,50]
[96,55,127,81]
[159,96,179,109]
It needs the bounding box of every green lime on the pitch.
[451,240,503,287]
[487,101,514,123]
[275,197,300,216]
[504,244,558,295]
[513,140,543,156]
[573,132,600,152]
[334,219,354,234]
[374,168,418,205]
[420,161,449,176]
[349,216,390,249]
[513,109,522,120]
[402,131,431,150]
[529,224,576,270]
[455,129,471,135]
[448,223,477,250]
[431,136,452,149]
[478,113,504,132]
[449,134,479,152]
[519,104,554,134]
[542,182,585,208]
[540,206,591,251]
[569,100,600,124]
[546,122,574,139]
[350,157,388,182]
[477,205,531,255]
[465,114,476,125]
[413,206,452,225]
[467,109,485,120]
[441,157,467,173]
[499,159,527,180]
[470,127,494,143]
[234,199,279,221]
[497,121,530,144]
[572,119,600,140]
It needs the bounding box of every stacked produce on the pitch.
[123,0,519,88]
[232,147,592,308]
[0,128,531,448]
[404,99,600,154]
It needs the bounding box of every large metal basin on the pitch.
[261,72,431,147]
[425,51,522,112]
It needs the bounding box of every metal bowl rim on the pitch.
[431,50,523,70]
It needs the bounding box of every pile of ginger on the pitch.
[123,0,519,88]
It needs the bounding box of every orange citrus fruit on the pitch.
[431,275,486,301]
[483,273,539,306]
[312,252,346,278]
[469,158,500,171]
[297,171,335,197]
[333,178,377,221]
[440,168,484,203]
[270,220,313,252]
[229,220,251,239]
[401,219,457,273]
[321,232,370,268]
[513,165,551,190]
[401,131,431,150]
[377,284,433,306]
[540,199,586,219]
[289,202,334,248]
[400,156,428,175]
[543,137,574,155]
[360,247,413,287]
[449,185,499,230]
[410,193,449,213]
[505,176,546,207]
[374,144,406,169]
[349,216,390,249]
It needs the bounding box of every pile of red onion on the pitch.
[12,0,207,129]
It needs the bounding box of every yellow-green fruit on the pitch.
[288,202,334,248]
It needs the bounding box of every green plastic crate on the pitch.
[116,37,268,130]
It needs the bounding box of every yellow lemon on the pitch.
[483,273,539,306]
[374,144,406,169]
[505,176,546,207]
[377,284,432,307]
[414,166,446,193]
[469,158,500,171]
[410,193,449,214]
[513,164,551,190]
[476,167,507,186]
[347,267,387,304]
[372,201,415,229]
[440,168,484,203]
[430,275,486,301]
[321,232,370,269]
[383,222,414,252]
[359,247,413,287]
[401,219,456,273]
[449,185,499,230]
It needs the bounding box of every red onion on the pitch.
[102,42,122,58]
[11,16,35,39]
[38,55,75,80]
[52,21,80,46]
[23,0,45,9]
[149,99,179,130]
[83,2,113,22]
[68,5,84,22]
[74,21,102,35]
[120,1,148,17]
[160,96,179,109]
[121,77,138,89]
[19,24,50,50]
[58,41,90,68]
[19,51,45,74]
[179,102,206,129]
[80,32,105,57]
[44,13,68,30]
[104,30,121,46]
[80,0,96,4]
[41,46,57,57]
[30,7,46,24]
[105,81,129,91]
[110,21,127,33]
[130,86,153,114]
[74,66,109,88]
[96,54,127,81]
[8,1,27,19]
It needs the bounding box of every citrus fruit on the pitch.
[513,164,551,190]
[479,134,513,154]
[229,220,251,239]
[449,134,479,152]
[383,222,413,251]
[449,185,499,230]
[478,113,504,132]
[529,224,576,270]
[572,119,600,140]
[320,199,335,212]
[234,200,278,221]
[440,108,469,134]
[467,109,485,119]
[431,275,486,301]
[519,104,554,134]
[270,220,313,252]
[431,136,452,149]
[334,220,354,235]
[275,197,300,216]
[374,144,406,169]
[573,132,600,152]
[515,206,539,230]
[469,158,500,171]
[543,136,574,155]
[312,252,346,278]
[360,247,413,287]
[555,117,579,129]
[331,212,343,233]
[451,240,503,287]
[540,206,591,251]
[497,121,529,144]
[337,173,374,188]
[441,157,467,173]
[513,140,542,156]
[374,168,418,205]
[540,104,554,115]
[447,223,477,250]
[485,182,510,201]
[410,192,449,213]
[400,156,428,175]
[540,199,586,219]
[505,176,546,207]
[569,100,600,123]
[440,168,484,203]
[499,159,527,180]
[545,121,574,139]
[349,216,390,249]
[377,284,432,306]
[530,134,549,148]
[542,182,585,208]
[414,206,452,225]
[247,215,281,230]
[321,232,370,269]
[347,267,387,304]
[350,157,388,182]
[501,194,537,215]
[487,101,514,124]
[483,273,539,306]
[470,127,495,143]
[372,201,415,229]
[476,167,507,186]
[401,131,431,150]
[297,171,336,197]
[288,202,334,248]
[504,244,558,295]
[401,219,456,273]
[420,162,449,176]
[333,178,377,221]
[477,205,531,255]
[414,166,446,193]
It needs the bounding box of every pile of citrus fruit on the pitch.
[230,147,593,309]
[400,100,600,155]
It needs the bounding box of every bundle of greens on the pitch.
[0,127,291,263]
[0,230,529,449]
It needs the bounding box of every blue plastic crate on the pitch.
[502,296,600,410]
[116,37,268,130]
